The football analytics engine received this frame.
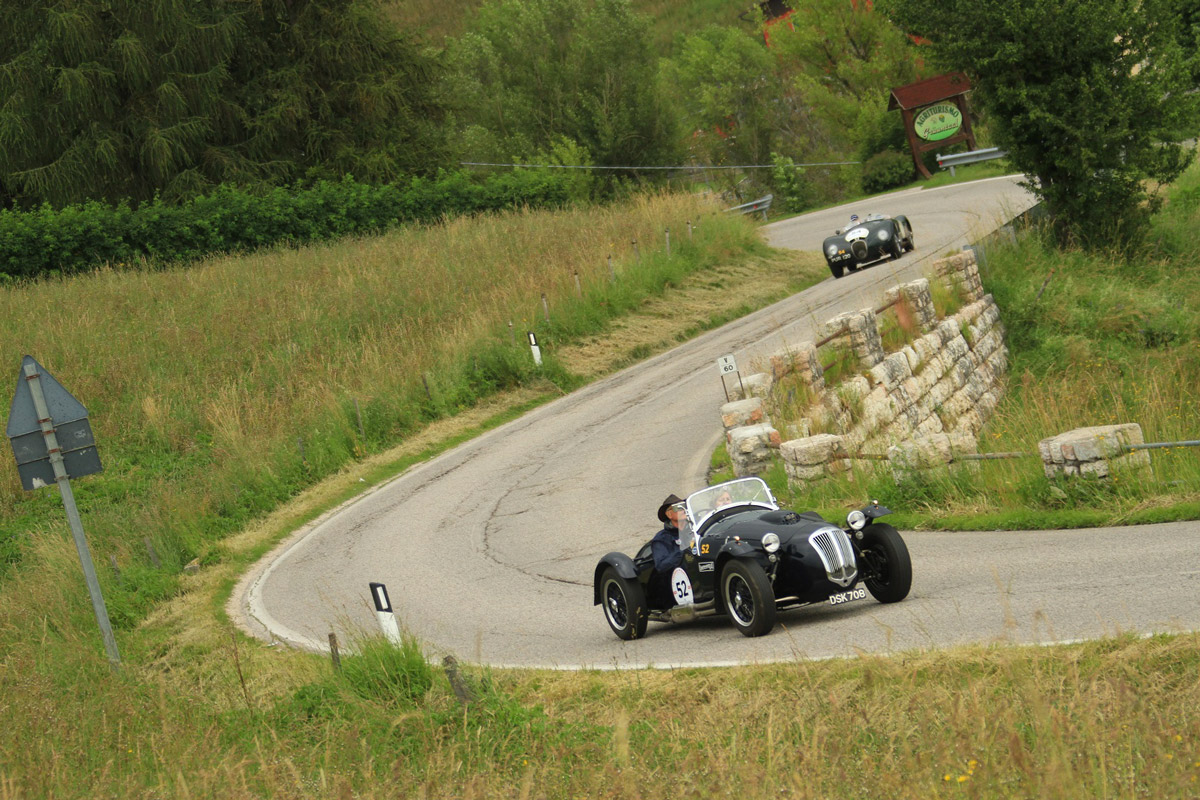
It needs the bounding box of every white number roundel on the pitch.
[671,567,695,606]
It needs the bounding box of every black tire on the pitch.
[860,524,912,603]
[720,560,776,637]
[897,216,915,251]
[887,227,904,259]
[600,567,648,640]
[828,260,845,279]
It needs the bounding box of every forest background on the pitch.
[0,0,934,218]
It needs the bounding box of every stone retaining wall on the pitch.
[721,249,1009,484]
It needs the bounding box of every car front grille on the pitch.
[808,526,858,587]
[851,240,868,259]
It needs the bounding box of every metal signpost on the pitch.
[6,355,119,667]
[716,354,745,402]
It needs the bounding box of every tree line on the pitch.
[2,0,1196,249]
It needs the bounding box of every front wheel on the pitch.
[600,567,648,640]
[721,560,776,637]
[859,524,912,603]
[828,260,845,279]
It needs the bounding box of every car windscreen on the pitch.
[686,477,777,529]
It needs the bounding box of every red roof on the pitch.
[888,72,972,111]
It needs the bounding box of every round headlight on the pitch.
[762,532,781,553]
[847,509,867,531]
[877,228,890,240]
[826,245,838,256]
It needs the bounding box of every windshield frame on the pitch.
[684,477,778,534]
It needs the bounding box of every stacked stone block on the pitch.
[819,309,885,368]
[727,423,782,477]
[932,250,986,303]
[1037,424,1151,479]
[883,278,939,332]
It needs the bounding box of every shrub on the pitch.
[861,150,915,195]
[0,171,572,280]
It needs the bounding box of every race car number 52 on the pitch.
[828,588,867,605]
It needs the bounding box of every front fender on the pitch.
[594,552,638,605]
[714,541,768,576]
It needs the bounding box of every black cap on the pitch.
[657,493,685,523]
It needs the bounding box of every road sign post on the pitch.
[7,356,119,667]
[716,354,745,403]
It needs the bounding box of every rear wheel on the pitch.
[860,524,912,603]
[721,560,776,637]
[601,567,648,640]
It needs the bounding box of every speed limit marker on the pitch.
[716,354,745,402]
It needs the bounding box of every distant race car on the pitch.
[823,213,914,279]
[593,477,912,639]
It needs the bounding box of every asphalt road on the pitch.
[232,176,1200,668]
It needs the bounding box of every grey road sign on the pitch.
[7,356,102,489]
[5,355,118,666]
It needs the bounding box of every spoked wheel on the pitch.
[859,524,912,603]
[600,567,648,640]
[721,560,776,637]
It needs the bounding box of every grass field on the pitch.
[3,173,1200,797]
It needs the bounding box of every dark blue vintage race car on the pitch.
[593,478,912,639]
[823,213,914,279]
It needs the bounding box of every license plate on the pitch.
[828,588,867,605]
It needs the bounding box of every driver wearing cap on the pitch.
[650,493,686,573]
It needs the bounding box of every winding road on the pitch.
[231,176,1200,668]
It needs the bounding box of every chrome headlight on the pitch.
[846,509,867,531]
[877,228,890,240]
[762,532,781,553]
[826,245,838,256]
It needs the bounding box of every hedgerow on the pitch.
[0,170,570,279]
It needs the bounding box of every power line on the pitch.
[460,160,861,171]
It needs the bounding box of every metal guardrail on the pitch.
[724,194,773,221]
[937,147,1007,175]
[833,439,1200,463]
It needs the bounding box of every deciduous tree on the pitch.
[883,0,1199,249]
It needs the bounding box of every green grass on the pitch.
[5,153,1200,800]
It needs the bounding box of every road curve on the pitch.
[232,176,1200,668]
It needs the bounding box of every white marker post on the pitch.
[528,331,543,367]
[368,582,403,644]
[716,354,744,402]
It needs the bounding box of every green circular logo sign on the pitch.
[914,103,963,142]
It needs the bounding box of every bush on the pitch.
[0,171,573,280]
[860,150,915,194]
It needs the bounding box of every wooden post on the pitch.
[328,632,342,671]
[443,655,475,706]
[143,537,161,568]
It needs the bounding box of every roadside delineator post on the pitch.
[528,332,543,367]
[368,582,403,645]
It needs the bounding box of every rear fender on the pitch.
[594,552,638,605]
